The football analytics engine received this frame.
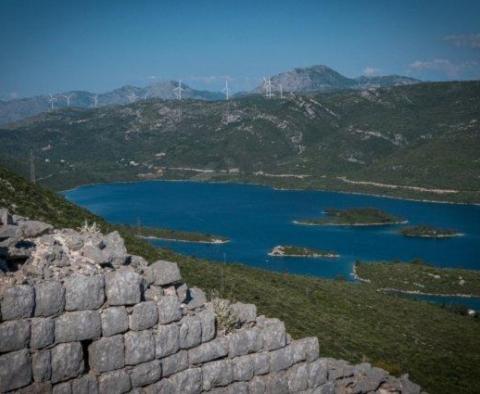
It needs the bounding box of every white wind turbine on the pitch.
[263,77,273,99]
[278,84,284,99]
[48,94,57,110]
[62,94,73,106]
[92,94,98,108]
[173,80,184,100]
[222,80,230,101]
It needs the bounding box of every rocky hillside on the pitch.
[0,81,223,126]
[1,81,479,202]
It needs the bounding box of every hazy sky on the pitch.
[1,0,479,97]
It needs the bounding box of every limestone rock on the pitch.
[189,337,228,365]
[98,369,131,394]
[155,323,179,358]
[249,376,267,394]
[231,302,257,325]
[185,287,207,309]
[35,281,65,317]
[157,295,182,324]
[130,359,162,387]
[202,359,233,391]
[179,315,202,349]
[146,260,182,286]
[31,318,55,349]
[130,301,158,330]
[105,271,142,305]
[228,328,263,357]
[308,358,328,388]
[52,381,72,394]
[55,310,101,342]
[64,274,105,311]
[51,342,84,383]
[162,350,189,377]
[125,330,155,365]
[0,319,30,353]
[269,345,294,372]
[89,335,125,373]
[232,354,255,381]
[169,367,202,394]
[288,363,308,392]
[198,309,216,342]
[0,349,32,392]
[260,318,287,351]
[71,374,98,394]
[101,306,129,336]
[32,350,51,382]
[253,353,270,375]
[20,220,53,238]
[1,284,35,320]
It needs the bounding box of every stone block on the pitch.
[51,342,84,383]
[1,284,35,320]
[0,319,30,352]
[0,349,32,392]
[101,306,129,336]
[202,359,233,391]
[266,371,289,394]
[228,328,263,357]
[157,295,182,324]
[253,353,270,375]
[16,382,53,394]
[198,309,216,342]
[125,330,155,365]
[31,318,55,349]
[105,271,142,306]
[232,354,255,381]
[32,350,51,382]
[146,260,182,286]
[20,220,53,238]
[130,301,158,330]
[249,376,267,394]
[52,381,71,394]
[65,274,105,311]
[288,363,309,392]
[179,315,202,349]
[72,374,98,394]
[144,285,163,302]
[55,310,101,342]
[185,287,206,309]
[176,283,189,303]
[189,337,228,365]
[229,382,249,394]
[35,281,65,317]
[308,358,328,388]
[130,359,162,387]
[98,369,131,394]
[155,323,179,358]
[143,379,174,394]
[269,345,294,372]
[231,302,256,324]
[261,318,287,351]
[161,350,188,377]
[169,368,202,394]
[89,335,125,373]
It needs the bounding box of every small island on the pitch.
[294,208,405,226]
[268,245,339,258]
[120,225,229,244]
[400,225,461,238]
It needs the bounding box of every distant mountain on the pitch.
[0,81,223,126]
[252,65,419,94]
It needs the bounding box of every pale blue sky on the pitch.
[1,0,479,97]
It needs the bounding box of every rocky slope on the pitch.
[0,209,423,393]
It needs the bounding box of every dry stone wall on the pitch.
[0,209,423,393]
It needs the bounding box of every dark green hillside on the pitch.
[1,81,479,202]
[1,166,479,394]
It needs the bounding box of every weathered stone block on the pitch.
[55,310,101,342]
[189,337,228,365]
[288,363,309,392]
[308,358,328,388]
[0,349,32,392]
[261,318,287,351]
[98,369,131,394]
[176,283,189,303]
[130,301,158,330]
[185,287,207,309]
[20,220,52,238]
[65,274,105,311]
[130,359,162,387]
[155,323,179,358]
[31,318,55,349]
[301,336,319,362]
[105,270,142,306]
[146,260,181,286]
[15,382,52,394]
[249,376,267,394]
[198,309,216,342]
[157,295,182,324]
[143,379,174,394]
[169,368,202,394]
[144,285,163,302]
[35,281,65,317]
[32,350,51,382]
[229,382,249,394]
[228,328,263,357]
[253,353,270,375]
[231,302,257,324]
[125,330,155,365]
[162,350,188,377]
[0,319,30,352]
[266,371,289,394]
[314,382,335,394]
[269,345,294,372]
[232,354,255,381]
[71,374,98,394]
[202,359,233,391]
[179,315,202,349]
[101,306,129,336]
[51,342,84,383]
[89,335,125,373]
[52,381,71,394]
[1,284,35,320]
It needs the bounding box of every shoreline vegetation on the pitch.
[294,207,405,226]
[354,260,480,298]
[268,245,339,258]
[400,225,462,238]
[118,224,229,244]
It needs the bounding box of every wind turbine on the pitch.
[48,94,57,110]
[263,77,273,99]
[173,80,184,100]
[222,80,230,101]
[62,94,73,106]
[279,84,284,99]
[92,94,98,108]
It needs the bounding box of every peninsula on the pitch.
[119,225,229,244]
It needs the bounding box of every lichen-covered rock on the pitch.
[231,302,257,325]
[64,274,105,311]
[105,270,142,305]
[179,315,202,349]
[202,359,233,391]
[308,358,328,388]
[260,318,287,351]
[291,337,319,364]
[125,330,155,365]
[265,370,289,394]
[249,376,267,394]
[0,349,32,392]
[287,363,308,392]
[162,350,189,377]
[55,310,101,342]
[252,353,270,376]
[144,285,163,302]
[0,319,30,352]
[169,367,202,394]
[269,345,294,373]
[146,260,182,286]
[32,350,51,382]
[189,337,228,365]
[228,328,263,357]
[89,335,125,373]
[157,295,182,324]
[1,284,35,320]
[31,318,55,349]
[198,309,216,342]
[101,306,129,336]
[34,281,65,317]
[130,359,162,387]
[232,354,255,381]
[51,342,84,383]
[98,369,131,394]
[71,374,98,394]
[155,323,179,358]
[130,301,158,330]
